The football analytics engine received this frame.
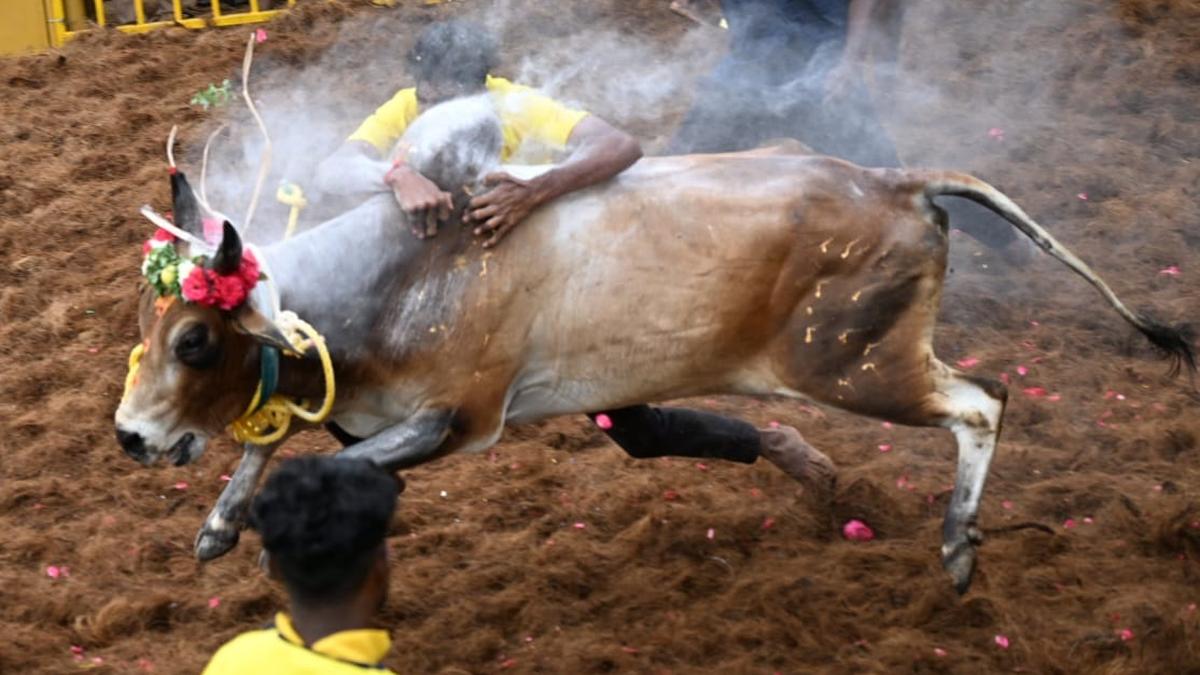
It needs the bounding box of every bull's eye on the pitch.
[175,323,221,369]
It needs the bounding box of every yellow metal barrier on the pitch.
[43,0,296,48]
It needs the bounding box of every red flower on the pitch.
[142,229,176,256]
[181,267,214,305]
[239,250,261,289]
[214,274,247,311]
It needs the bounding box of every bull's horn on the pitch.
[170,170,205,239]
[209,221,242,276]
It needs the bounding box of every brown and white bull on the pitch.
[113,104,1193,594]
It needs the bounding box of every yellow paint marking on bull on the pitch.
[851,290,862,302]
[861,362,877,372]
[815,279,828,299]
[863,341,880,356]
[819,238,833,254]
[841,237,862,259]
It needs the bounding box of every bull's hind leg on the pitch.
[929,366,1007,593]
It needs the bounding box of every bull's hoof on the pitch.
[195,526,240,562]
[942,542,978,594]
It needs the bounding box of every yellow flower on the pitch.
[161,265,177,286]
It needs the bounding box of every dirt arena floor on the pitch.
[2,0,1199,672]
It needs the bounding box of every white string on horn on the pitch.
[140,205,214,253]
[240,32,272,235]
[199,123,227,213]
[166,124,178,168]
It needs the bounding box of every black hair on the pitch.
[250,456,398,605]
[405,19,500,87]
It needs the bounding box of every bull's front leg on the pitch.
[195,443,277,561]
[336,409,455,471]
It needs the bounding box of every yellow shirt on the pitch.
[202,612,395,674]
[347,76,589,162]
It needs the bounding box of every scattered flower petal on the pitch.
[1023,387,1047,398]
[1159,266,1181,277]
[1077,192,1088,201]
[749,487,763,498]
[439,490,448,498]
[208,597,221,609]
[762,516,776,530]
[594,414,613,430]
[994,634,1010,649]
[1083,517,1094,524]
[621,646,640,654]
[1153,484,1164,492]
[46,565,61,579]
[842,519,875,542]
[1002,500,1014,510]
[219,474,232,482]
[695,462,709,471]
[1047,394,1062,402]
[1188,603,1196,613]
[877,443,892,453]
[934,647,947,657]
[499,659,517,669]
[573,522,586,530]
[706,528,715,540]
[987,127,1005,141]
[173,481,189,490]
[881,421,893,430]
[1063,518,1077,529]
[1117,628,1134,642]
[768,420,780,429]
[662,490,680,501]
[87,347,100,354]
[137,658,155,672]
[70,645,84,656]
[1000,372,1011,385]
[956,357,980,369]
[1016,365,1029,376]
[254,28,268,43]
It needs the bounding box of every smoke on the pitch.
[194,0,1101,249]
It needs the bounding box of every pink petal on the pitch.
[662,490,679,501]
[499,659,517,670]
[1046,394,1062,402]
[761,516,776,530]
[1063,518,1077,529]
[137,658,155,672]
[70,645,84,656]
[896,475,909,489]
[934,647,947,657]
[573,522,586,530]
[1117,628,1134,642]
[877,443,892,453]
[842,519,875,542]
[46,565,61,579]
[749,487,763,498]
[620,646,640,654]
[1002,500,1014,510]
[1077,192,1088,201]
[1153,484,1163,492]
[956,357,980,369]
[706,528,715,540]
[768,420,780,429]
[881,421,893,430]
[1016,365,1029,376]
[1023,387,1046,398]
[594,414,613,430]
[695,462,709,471]
[173,481,189,490]
[994,634,1010,649]
[254,28,268,43]
[1000,373,1011,385]
[987,127,1005,139]
[219,474,232,482]
[87,347,100,354]
[1159,266,1181,277]
[1029,320,1040,327]
[1188,603,1196,613]
[92,657,104,665]
[1083,517,1094,524]
[208,596,221,609]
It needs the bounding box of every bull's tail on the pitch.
[915,170,1196,377]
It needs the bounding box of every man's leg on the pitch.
[589,405,836,500]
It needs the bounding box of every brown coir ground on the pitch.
[2,0,1200,673]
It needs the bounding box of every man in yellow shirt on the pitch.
[316,19,642,248]
[202,457,401,674]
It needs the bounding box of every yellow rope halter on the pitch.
[229,311,336,445]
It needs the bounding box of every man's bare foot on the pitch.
[759,425,837,504]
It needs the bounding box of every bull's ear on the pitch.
[231,303,295,354]
[209,222,242,276]
[170,170,205,239]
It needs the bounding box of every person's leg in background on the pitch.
[588,405,836,502]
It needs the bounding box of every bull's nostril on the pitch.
[117,429,146,459]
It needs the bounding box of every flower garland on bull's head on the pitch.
[140,170,263,311]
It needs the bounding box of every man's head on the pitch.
[406,19,500,106]
[251,456,399,611]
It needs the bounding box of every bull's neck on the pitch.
[254,193,473,374]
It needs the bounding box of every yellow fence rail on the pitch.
[46,0,297,47]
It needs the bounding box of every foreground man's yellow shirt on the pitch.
[348,75,589,162]
[202,612,395,674]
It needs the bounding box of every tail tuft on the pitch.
[1135,314,1196,378]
